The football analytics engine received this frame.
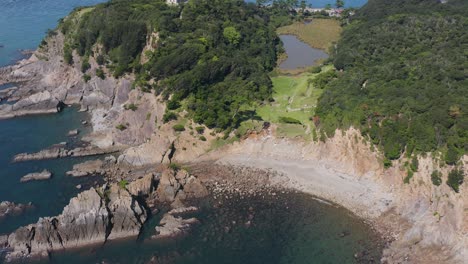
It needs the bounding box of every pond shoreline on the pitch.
[278,34,329,71]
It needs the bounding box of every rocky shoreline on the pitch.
[197,131,467,264]
[0,167,210,262]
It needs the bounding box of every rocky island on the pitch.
[0,0,466,263]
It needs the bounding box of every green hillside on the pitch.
[60,0,280,129]
[315,0,468,164]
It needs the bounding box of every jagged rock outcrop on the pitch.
[156,170,183,203]
[0,87,17,102]
[13,144,119,162]
[3,184,148,259]
[20,170,52,182]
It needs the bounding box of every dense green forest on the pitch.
[60,0,294,129]
[315,0,468,164]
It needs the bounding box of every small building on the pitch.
[166,0,188,5]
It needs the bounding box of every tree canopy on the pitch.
[315,0,468,163]
[63,0,282,129]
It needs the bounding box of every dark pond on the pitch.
[279,35,329,70]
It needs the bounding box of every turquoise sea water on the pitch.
[0,1,383,263]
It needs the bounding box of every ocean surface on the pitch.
[0,1,382,264]
[0,0,107,66]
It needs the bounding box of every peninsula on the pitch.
[0,0,466,263]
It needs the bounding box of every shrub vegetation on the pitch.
[447,169,464,193]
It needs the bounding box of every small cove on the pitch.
[36,192,384,264]
[279,35,329,70]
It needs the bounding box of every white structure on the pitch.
[166,0,188,5]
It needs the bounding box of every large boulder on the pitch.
[156,170,182,203]
[127,173,155,197]
[156,169,208,203]
[12,90,61,114]
[184,176,209,199]
[107,185,147,240]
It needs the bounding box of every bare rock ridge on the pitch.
[12,143,120,163]
[4,182,148,259]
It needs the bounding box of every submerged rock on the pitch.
[153,213,199,239]
[0,201,33,219]
[20,170,52,182]
[0,235,8,247]
[67,129,79,136]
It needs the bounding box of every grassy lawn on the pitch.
[256,65,334,138]
[277,19,342,52]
